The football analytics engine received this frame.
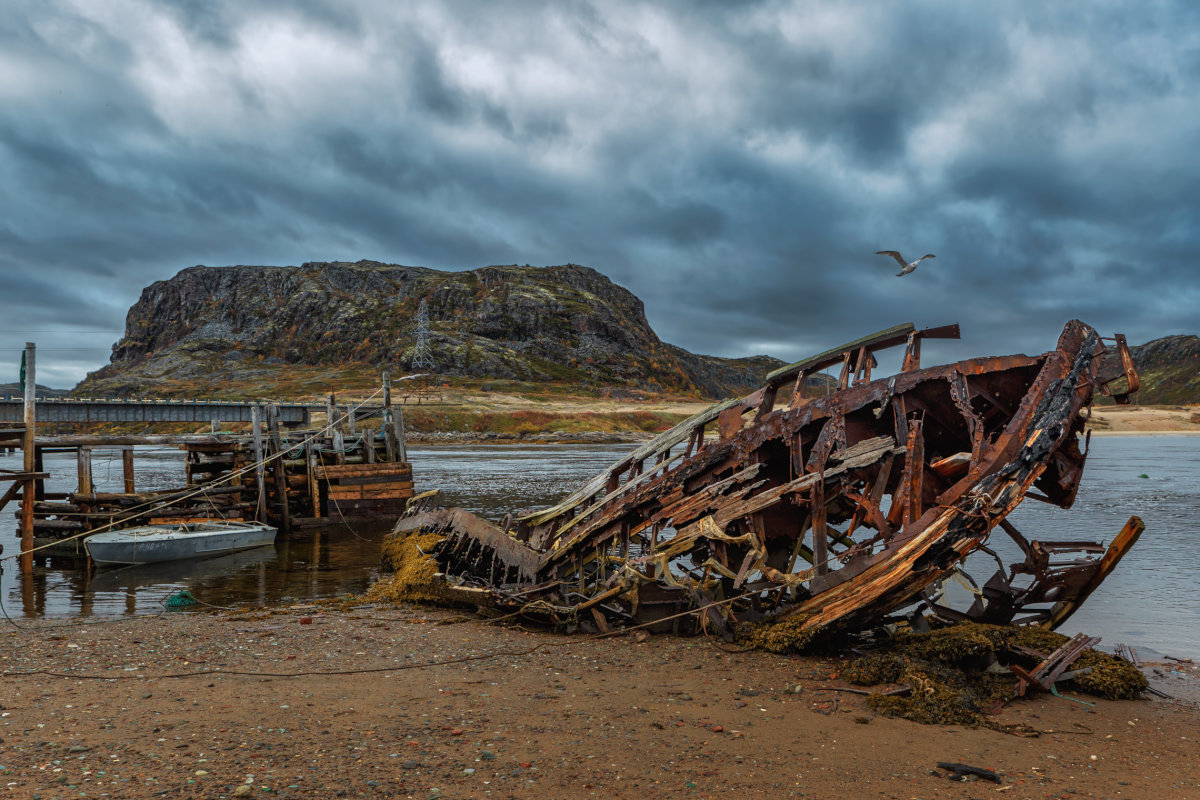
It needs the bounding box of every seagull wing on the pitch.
[918,254,936,262]
[876,251,908,269]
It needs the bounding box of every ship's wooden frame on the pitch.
[395,319,1142,637]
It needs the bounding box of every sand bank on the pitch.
[2,606,1197,799]
[1086,405,1200,435]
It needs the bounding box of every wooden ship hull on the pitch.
[392,319,1142,637]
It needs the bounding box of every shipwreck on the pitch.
[387,320,1143,641]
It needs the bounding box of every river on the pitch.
[1,436,1197,657]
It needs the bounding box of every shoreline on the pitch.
[404,428,1200,446]
[1085,405,1200,435]
[1087,429,1200,436]
[401,403,1200,445]
[1,606,1197,799]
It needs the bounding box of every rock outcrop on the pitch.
[1128,334,1200,405]
[78,261,783,398]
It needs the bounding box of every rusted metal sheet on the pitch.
[388,320,1142,638]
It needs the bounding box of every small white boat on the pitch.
[85,521,277,566]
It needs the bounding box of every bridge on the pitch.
[0,397,323,426]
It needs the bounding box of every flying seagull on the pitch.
[877,250,936,277]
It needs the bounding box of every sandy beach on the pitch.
[2,605,1198,799]
[1085,405,1200,435]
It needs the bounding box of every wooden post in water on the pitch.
[306,441,321,518]
[267,404,290,534]
[395,406,407,463]
[20,342,36,574]
[383,371,395,463]
[76,446,93,495]
[251,405,267,523]
[121,447,135,494]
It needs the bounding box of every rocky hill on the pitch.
[0,383,70,398]
[1129,334,1200,405]
[77,261,784,399]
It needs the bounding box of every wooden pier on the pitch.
[1,346,414,565]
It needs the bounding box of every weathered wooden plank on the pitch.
[306,442,321,519]
[766,323,916,388]
[518,396,745,527]
[122,447,135,494]
[314,463,414,479]
[812,479,829,575]
[358,488,415,500]
[251,405,266,523]
[322,472,413,486]
[267,405,290,533]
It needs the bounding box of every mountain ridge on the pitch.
[77,261,783,399]
[71,261,1198,406]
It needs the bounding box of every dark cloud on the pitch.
[0,0,1197,387]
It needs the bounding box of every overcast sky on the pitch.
[2,1,1198,388]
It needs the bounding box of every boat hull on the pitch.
[85,522,277,566]
[382,319,1144,637]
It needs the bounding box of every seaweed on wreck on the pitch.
[366,530,449,605]
[735,616,828,654]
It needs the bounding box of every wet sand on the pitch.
[2,606,1198,799]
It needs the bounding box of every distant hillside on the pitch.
[0,383,70,398]
[1129,334,1200,404]
[77,261,784,399]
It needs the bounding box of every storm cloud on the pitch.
[1,1,1197,386]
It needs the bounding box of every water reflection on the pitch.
[0,443,628,618]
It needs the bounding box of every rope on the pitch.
[314,448,373,542]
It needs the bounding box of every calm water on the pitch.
[0,443,632,620]
[2,437,1197,657]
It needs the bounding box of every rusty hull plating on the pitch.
[394,320,1142,639]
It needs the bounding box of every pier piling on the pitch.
[20,342,36,574]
